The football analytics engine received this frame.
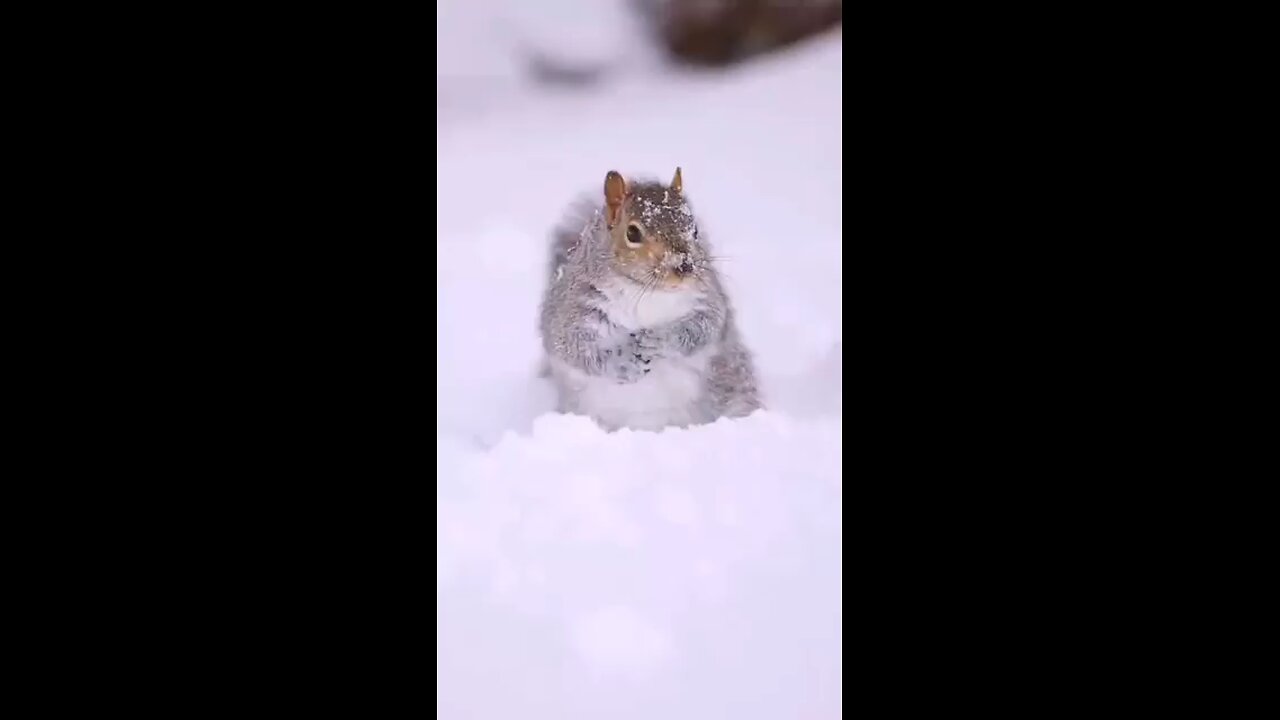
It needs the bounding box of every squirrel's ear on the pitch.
[670,166,683,193]
[604,170,626,227]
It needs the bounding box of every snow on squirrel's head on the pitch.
[602,168,708,289]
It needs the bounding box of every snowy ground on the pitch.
[437,18,842,719]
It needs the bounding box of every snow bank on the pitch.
[438,413,842,719]
[437,13,842,717]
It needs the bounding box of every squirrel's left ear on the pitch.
[604,170,627,228]
[670,166,683,193]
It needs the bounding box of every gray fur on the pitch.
[539,176,762,429]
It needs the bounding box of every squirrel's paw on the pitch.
[616,363,649,383]
[603,343,650,383]
[629,330,668,362]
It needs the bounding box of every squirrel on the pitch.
[539,167,762,431]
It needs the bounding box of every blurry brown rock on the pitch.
[637,0,842,67]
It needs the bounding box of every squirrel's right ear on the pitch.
[604,170,626,228]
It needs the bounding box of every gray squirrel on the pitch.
[539,168,762,431]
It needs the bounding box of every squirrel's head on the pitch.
[602,168,706,288]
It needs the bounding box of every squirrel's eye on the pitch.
[693,225,699,240]
[626,224,643,246]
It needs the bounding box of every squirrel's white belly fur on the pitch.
[554,281,713,431]
[551,351,712,431]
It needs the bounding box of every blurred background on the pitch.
[438,0,841,102]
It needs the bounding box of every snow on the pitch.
[437,12,842,718]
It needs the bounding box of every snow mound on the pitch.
[438,412,842,718]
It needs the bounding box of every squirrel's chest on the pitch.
[558,279,713,429]
[593,278,703,330]
[555,352,713,431]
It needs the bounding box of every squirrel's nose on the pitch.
[677,260,694,275]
